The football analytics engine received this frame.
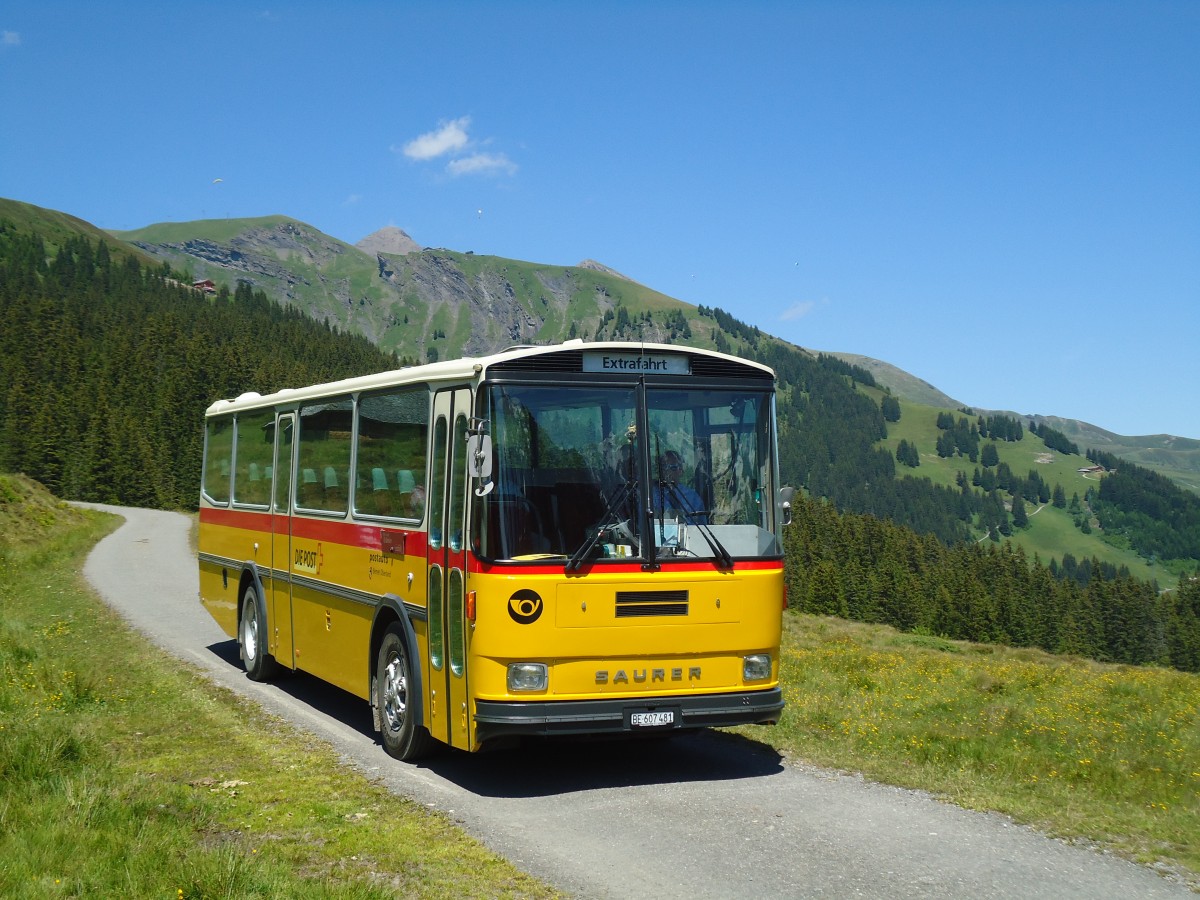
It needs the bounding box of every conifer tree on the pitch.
[880,394,901,422]
[1011,493,1028,528]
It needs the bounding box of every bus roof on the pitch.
[204,340,775,416]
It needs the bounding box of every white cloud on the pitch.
[396,116,517,178]
[2,31,21,47]
[780,300,818,321]
[401,117,471,161]
[447,152,517,177]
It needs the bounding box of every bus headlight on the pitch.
[507,662,548,692]
[743,654,772,682]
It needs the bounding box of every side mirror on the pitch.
[467,433,492,476]
[467,434,494,496]
[779,485,796,526]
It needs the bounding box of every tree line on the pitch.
[1088,450,1200,564]
[0,224,395,509]
[1030,421,1080,455]
[785,493,1200,672]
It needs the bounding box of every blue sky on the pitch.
[2,1,1197,438]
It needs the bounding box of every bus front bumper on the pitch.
[474,688,784,743]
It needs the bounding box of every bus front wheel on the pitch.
[239,585,280,682]
[376,624,436,760]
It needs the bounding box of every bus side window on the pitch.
[355,387,430,522]
[273,417,293,513]
[202,416,233,506]
[296,397,352,515]
[232,408,274,508]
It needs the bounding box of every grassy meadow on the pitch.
[0,475,559,899]
[2,472,1197,892]
[735,614,1200,885]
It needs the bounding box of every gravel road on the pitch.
[79,504,1193,898]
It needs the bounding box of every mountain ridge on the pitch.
[111,214,726,364]
[104,209,1200,461]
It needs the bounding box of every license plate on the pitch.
[630,711,674,728]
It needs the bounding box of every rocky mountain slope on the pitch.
[114,216,717,364]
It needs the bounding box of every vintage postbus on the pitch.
[198,341,791,759]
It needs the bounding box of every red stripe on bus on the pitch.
[200,506,428,554]
[200,508,770,571]
[467,558,782,576]
[200,506,272,531]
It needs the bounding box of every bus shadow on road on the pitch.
[207,638,784,796]
[205,639,378,741]
[420,729,786,798]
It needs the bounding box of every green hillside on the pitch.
[1,211,395,509]
[843,348,1199,494]
[0,198,156,266]
[828,351,963,408]
[116,215,296,246]
[1038,415,1200,490]
[877,396,1192,583]
[114,216,405,352]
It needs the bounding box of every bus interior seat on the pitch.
[324,466,346,507]
[300,468,321,507]
[396,469,418,517]
[369,467,393,516]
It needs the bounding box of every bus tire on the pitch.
[239,584,280,682]
[376,624,436,760]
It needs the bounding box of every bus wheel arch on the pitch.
[371,601,437,760]
[237,567,279,682]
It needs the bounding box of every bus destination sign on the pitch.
[582,351,691,376]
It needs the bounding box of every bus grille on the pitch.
[615,590,689,618]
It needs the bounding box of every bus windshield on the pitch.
[475,382,780,565]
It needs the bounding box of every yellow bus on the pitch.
[198,341,791,759]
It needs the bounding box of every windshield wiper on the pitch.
[661,482,734,569]
[567,478,637,571]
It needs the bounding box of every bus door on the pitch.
[426,388,472,750]
[270,413,296,670]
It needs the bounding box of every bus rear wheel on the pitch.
[376,624,436,760]
[239,585,280,682]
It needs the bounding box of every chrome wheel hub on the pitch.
[383,654,408,730]
[242,611,259,660]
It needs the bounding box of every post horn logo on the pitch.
[508,589,543,624]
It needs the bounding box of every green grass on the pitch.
[0,475,559,899]
[729,613,1200,886]
[1001,497,1179,584]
